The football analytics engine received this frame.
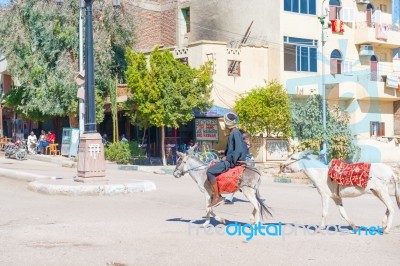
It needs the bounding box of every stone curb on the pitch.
[28,179,157,196]
[0,168,53,182]
[27,155,77,168]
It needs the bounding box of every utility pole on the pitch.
[318,0,331,163]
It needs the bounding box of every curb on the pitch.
[117,165,138,171]
[0,168,53,182]
[27,155,77,168]
[28,179,157,196]
[274,177,291,183]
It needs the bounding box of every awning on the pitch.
[194,105,233,118]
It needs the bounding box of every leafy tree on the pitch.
[0,0,134,124]
[125,47,213,165]
[233,81,292,137]
[291,94,360,161]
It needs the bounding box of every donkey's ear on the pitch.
[187,143,197,155]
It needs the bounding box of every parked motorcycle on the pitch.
[4,140,27,160]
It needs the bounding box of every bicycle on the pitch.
[194,144,219,164]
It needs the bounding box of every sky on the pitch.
[0,0,10,5]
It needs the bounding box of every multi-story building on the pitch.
[170,0,400,142]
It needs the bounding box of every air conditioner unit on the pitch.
[359,45,374,56]
[356,0,370,4]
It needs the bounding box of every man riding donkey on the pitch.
[206,112,247,208]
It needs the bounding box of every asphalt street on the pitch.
[0,157,399,266]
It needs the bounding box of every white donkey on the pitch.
[173,146,272,227]
[280,151,400,233]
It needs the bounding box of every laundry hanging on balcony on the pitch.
[331,19,344,33]
[375,23,389,40]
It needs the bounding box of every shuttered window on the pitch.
[370,122,385,137]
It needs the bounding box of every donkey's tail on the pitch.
[395,181,400,209]
[393,168,400,209]
[256,189,273,221]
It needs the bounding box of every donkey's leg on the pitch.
[203,188,226,225]
[370,187,394,233]
[241,186,260,224]
[201,193,212,228]
[332,197,356,229]
[320,194,330,229]
[210,210,226,225]
[374,187,394,233]
[382,209,389,230]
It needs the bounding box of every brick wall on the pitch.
[131,0,177,51]
[394,101,400,135]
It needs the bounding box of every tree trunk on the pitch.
[141,126,147,145]
[161,126,166,166]
[68,114,79,128]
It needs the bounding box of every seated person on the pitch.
[27,131,38,154]
[242,133,255,167]
[120,134,128,142]
[37,130,49,154]
[102,134,109,145]
[47,131,56,143]
[206,112,246,208]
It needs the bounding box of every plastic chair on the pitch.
[48,143,60,156]
[44,140,55,155]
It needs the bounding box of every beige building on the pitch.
[171,0,400,142]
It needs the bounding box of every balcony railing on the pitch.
[355,21,400,32]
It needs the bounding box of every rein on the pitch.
[181,164,208,175]
[178,155,209,175]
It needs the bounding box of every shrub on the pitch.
[129,140,147,158]
[105,141,131,164]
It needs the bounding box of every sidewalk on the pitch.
[0,154,159,196]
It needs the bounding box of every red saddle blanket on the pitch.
[328,159,371,188]
[216,165,246,193]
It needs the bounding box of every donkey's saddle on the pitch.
[216,165,246,193]
[328,159,371,188]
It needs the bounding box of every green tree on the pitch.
[125,47,213,165]
[233,81,292,137]
[0,0,134,124]
[291,94,360,161]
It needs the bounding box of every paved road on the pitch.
[0,158,399,266]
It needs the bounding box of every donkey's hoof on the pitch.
[200,222,210,228]
[249,217,255,225]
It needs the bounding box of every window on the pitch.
[370,121,385,137]
[342,60,353,74]
[284,0,316,15]
[284,37,318,72]
[227,60,240,76]
[330,49,342,74]
[370,55,378,81]
[182,8,190,33]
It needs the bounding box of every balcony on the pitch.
[325,82,357,100]
[357,64,400,101]
[355,22,400,48]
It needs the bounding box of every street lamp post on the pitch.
[78,0,85,135]
[76,0,105,181]
[318,0,330,164]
